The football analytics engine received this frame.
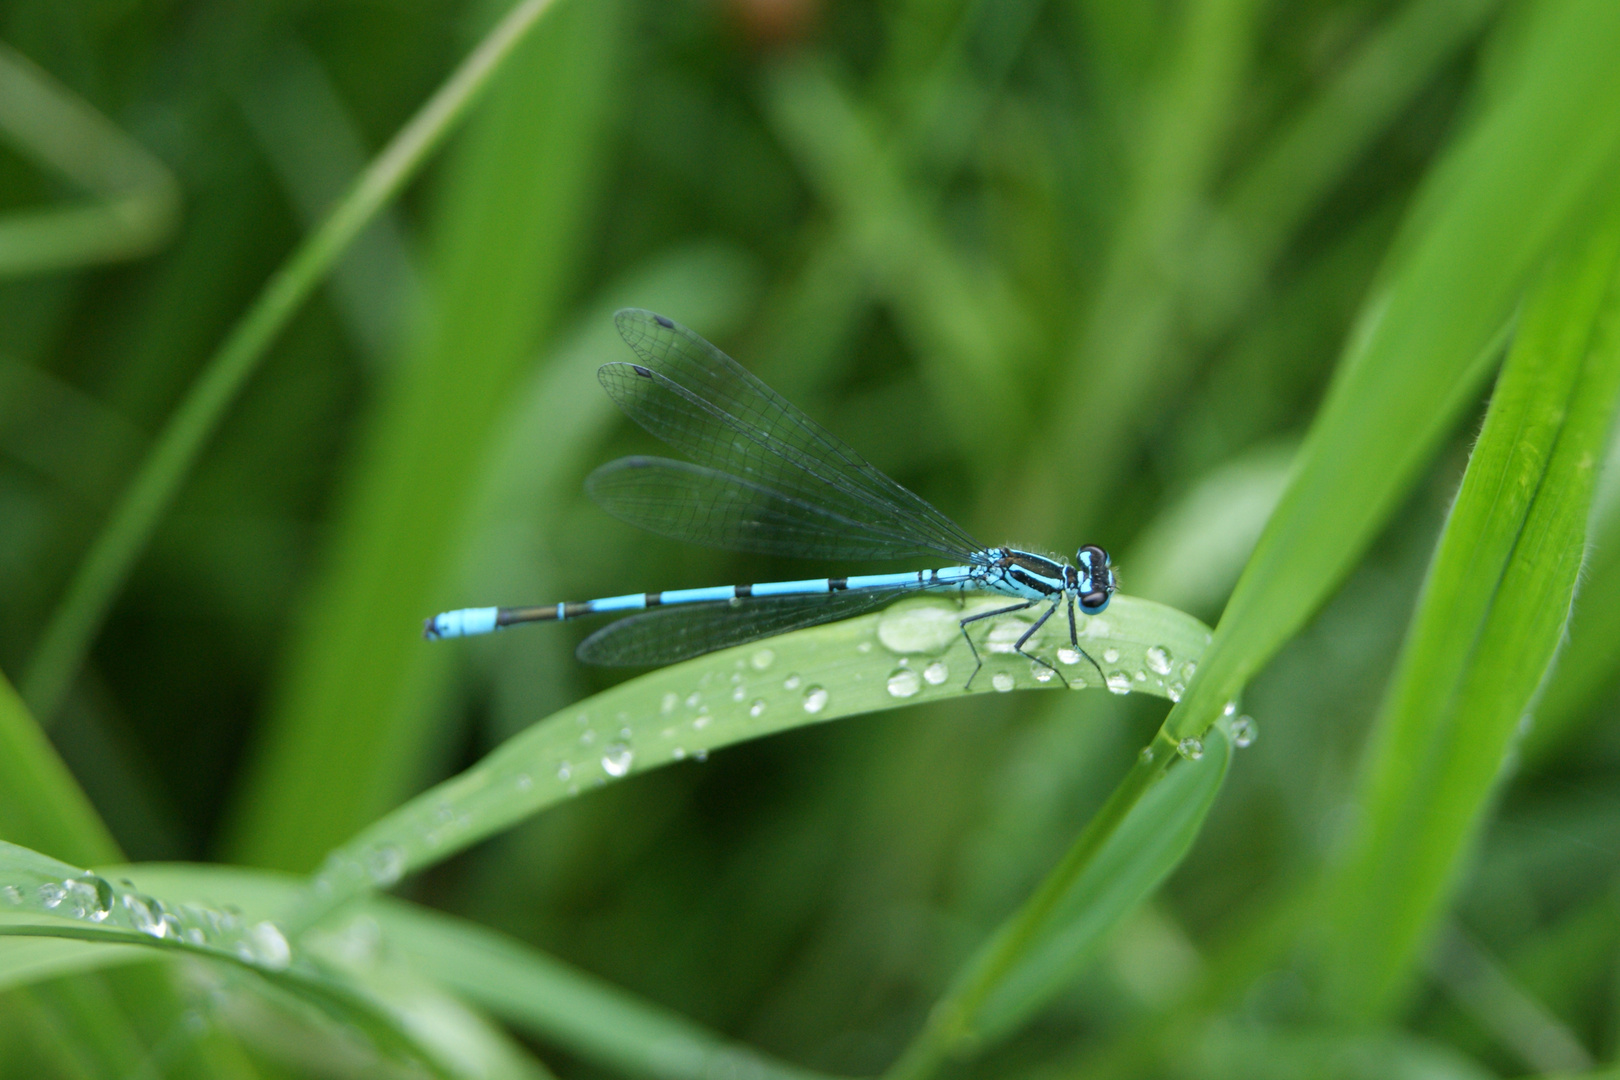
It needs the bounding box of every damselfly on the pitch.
[425,310,1117,688]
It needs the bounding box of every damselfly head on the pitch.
[1076,544,1116,613]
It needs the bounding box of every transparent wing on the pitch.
[576,589,921,667]
[585,456,955,561]
[601,309,982,563]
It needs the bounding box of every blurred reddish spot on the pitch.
[726,0,819,49]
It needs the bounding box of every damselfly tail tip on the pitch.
[423,616,441,641]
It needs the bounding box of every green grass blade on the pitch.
[298,595,1210,921]
[0,843,485,1078]
[1162,0,1620,752]
[20,0,568,724]
[0,40,179,275]
[0,669,120,867]
[374,901,841,1080]
[224,0,623,872]
[882,719,1233,1080]
[1317,190,1620,1019]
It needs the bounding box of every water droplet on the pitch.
[661,692,679,714]
[1102,647,1120,664]
[783,674,801,690]
[578,728,595,745]
[857,641,872,653]
[1106,671,1131,695]
[693,714,711,729]
[749,698,767,718]
[247,921,291,970]
[1057,647,1082,666]
[1231,715,1257,748]
[123,893,170,938]
[923,661,949,685]
[731,685,746,702]
[1181,660,1198,681]
[686,692,703,708]
[602,742,634,777]
[514,773,533,791]
[878,602,960,654]
[1145,646,1172,675]
[802,686,828,714]
[557,762,572,782]
[0,885,21,905]
[694,748,709,762]
[672,747,686,760]
[38,881,66,910]
[366,845,405,887]
[1133,670,1147,682]
[750,648,775,670]
[987,620,1030,654]
[1224,700,1237,717]
[992,672,1015,692]
[887,668,922,698]
[1167,682,1184,702]
[1177,737,1204,761]
[1139,745,1155,763]
[1030,661,1055,683]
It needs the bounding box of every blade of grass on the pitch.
[295,595,1211,923]
[0,842,481,1079]
[0,40,180,275]
[1160,0,1620,756]
[374,901,842,1080]
[20,0,567,723]
[225,0,624,871]
[0,669,120,866]
[1317,188,1620,1019]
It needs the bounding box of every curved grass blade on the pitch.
[0,842,460,1078]
[1318,185,1620,1019]
[297,595,1211,925]
[21,0,568,723]
[1160,0,1620,754]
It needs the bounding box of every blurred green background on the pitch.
[3,0,1620,1076]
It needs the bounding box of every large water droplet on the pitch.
[1177,737,1204,761]
[602,742,634,777]
[877,602,960,654]
[1102,647,1121,664]
[1106,671,1131,695]
[887,668,922,698]
[1057,647,1082,666]
[923,660,949,685]
[1145,645,1172,675]
[123,893,171,939]
[750,648,775,671]
[987,620,1031,654]
[1231,715,1257,748]
[749,699,767,718]
[992,672,1015,692]
[803,686,828,714]
[1030,661,1055,683]
[247,921,291,970]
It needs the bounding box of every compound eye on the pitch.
[1081,590,1108,611]
[1077,544,1108,568]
